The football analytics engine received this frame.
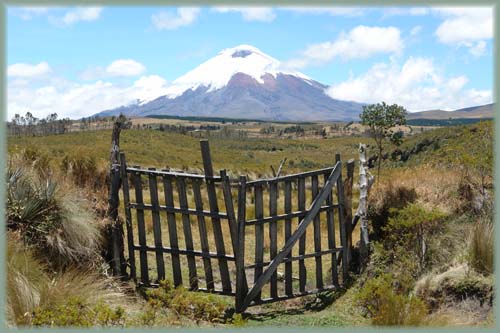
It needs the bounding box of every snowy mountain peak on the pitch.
[161,44,312,100]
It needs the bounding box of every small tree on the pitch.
[360,102,407,180]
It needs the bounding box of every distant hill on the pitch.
[407,103,494,120]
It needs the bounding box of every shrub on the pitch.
[20,146,52,176]
[61,149,107,189]
[383,204,447,275]
[31,297,125,327]
[368,183,417,239]
[356,274,428,326]
[144,279,229,323]
[468,219,493,275]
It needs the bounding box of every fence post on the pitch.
[235,176,248,313]
[344,159,355,265]
[357,144,374,270]
[335,154,349,282]
[106,119,127,277]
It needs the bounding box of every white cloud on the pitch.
[8,62,52,78]
[286,26,403,68]
[434,7,493,43]
[467,40,487,57]
[80,59,147,79]
[326,57,492,111]
[213,7,276,22]
[152,7,200,30]
[381,7,429,17]
[11,7,50,20]
[282,7,366,17]
[434,7,492,56]
[8,74,171,120]
[410,25,422,36]
[105,59,146,77]
[62,7,102,25]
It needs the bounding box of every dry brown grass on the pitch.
[377,165,462,214]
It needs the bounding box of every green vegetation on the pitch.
[407,118,492,127]
[147,114,315,125]
[360,102,407,178]
[6,119,494,328]
[355,274,428,326]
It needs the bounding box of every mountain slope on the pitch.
[97,45,364,121]
[407,103,494,120]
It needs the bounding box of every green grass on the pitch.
[8,129,369,177]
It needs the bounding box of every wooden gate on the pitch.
[115,140,353,312]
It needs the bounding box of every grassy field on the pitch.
[6,120,494,328]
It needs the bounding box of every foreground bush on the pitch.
[6,166,102,268]
[143,280,229,324]
[368,183,417,239]
[7,239,124,326]
[356,274,428,326]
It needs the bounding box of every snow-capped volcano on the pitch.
[98,45,364,121]
[162,44,313,99]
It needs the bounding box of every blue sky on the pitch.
[7,6,494,119]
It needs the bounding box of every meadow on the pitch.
[6,119,494,328]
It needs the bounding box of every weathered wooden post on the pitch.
[235,175,248,313]
[106,115,130,276]
[357,143,374,269]
[344,159,355,264]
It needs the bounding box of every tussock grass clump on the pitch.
[415,264,493,310]
[468,219,493,275]
[6,165,102,268]
[7,239,125,326]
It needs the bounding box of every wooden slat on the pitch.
[176,177,198,290]
[148,168,165,282]
[312,175,323,289]
[254,184,264,300]
[240,163,341,311]
[119,153,136,280]
[324,171,339,287]
[336,154,349,283]
[162,174,183,286]
[132,170,149,284]
[220,170,238,255]
[192,179,215,290]
[200,140,232,292]
[297,177,306,292]
[284,180,293,296]
[235,176,248,313]
[269,181,278,298]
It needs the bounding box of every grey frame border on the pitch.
[0,1,497,332]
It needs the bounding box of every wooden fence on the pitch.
[111,140,355,313]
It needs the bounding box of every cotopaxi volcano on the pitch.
[97,45,365,121]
